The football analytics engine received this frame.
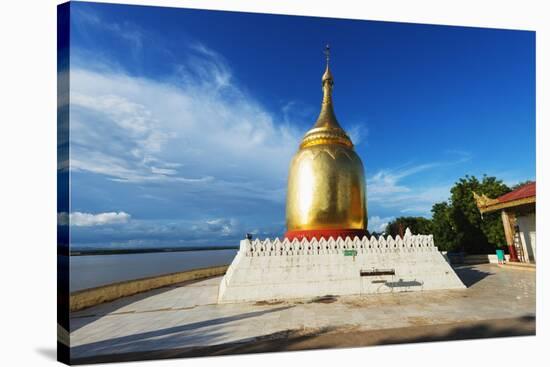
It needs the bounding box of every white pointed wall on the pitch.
[218,229,465,303]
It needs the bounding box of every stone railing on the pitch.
[242,230,436,257]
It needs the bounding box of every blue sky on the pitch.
[65,2,535,248]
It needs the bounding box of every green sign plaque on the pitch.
[343,250,357,257]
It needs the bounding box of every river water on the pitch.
[69,249,237,291]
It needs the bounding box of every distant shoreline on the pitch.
[70,246,238,256]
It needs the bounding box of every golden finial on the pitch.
[324,44,330,67]
[322,44,333,83]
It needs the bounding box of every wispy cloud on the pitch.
[368,163,439,196]
[367,152,472,216]
[281,100,316,126]
[348,124,368,146]
[59,211,131,227]
[72,6,144,52]
[70,43,302,195]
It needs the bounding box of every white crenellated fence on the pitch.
[243,232,436,257]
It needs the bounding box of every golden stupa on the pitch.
[285,46,367,240]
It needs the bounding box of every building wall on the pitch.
[517,213,536,263]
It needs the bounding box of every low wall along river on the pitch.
[70,265,228,312]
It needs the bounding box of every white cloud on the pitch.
[69,212,131,227]
[368,216,394,233]
[367,157,469,216]
[368,163,439,196]
[348,124,368,146]
[69,44,303,203]
[206,218,236,236]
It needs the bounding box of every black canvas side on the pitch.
[57,1,71,365]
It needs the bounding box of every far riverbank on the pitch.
[70,245,238,256]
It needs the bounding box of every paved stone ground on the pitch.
[70,264,535,363]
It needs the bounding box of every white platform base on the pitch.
[218,231,465,304]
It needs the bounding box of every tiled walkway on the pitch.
[70,264,535,360]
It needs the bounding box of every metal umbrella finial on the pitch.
[324,44,330,66]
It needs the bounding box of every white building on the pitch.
[475,182,536,263]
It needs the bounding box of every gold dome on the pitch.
[285,50,367,234]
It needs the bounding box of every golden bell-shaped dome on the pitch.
[286,49,367,236]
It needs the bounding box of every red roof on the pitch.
[497,182,536,204]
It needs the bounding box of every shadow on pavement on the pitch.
[453,265,494,287]
[71,315,535,365]
[71,305,294,362]
[373,314,535,345]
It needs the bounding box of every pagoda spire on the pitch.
[314,44,341,129]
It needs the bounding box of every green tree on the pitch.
[385,216,432,237]
[431,201,458,252]
[448,175,510,253]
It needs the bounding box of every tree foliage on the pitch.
[431,175,510,254]
[384,217,432,237]
[382,175,512,253]
[431,202,458,252]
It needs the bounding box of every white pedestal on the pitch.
[218,231,465,304]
